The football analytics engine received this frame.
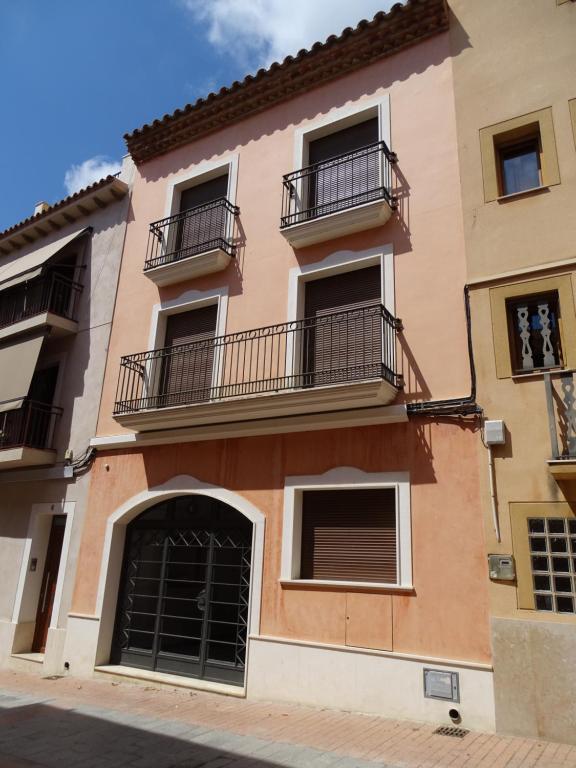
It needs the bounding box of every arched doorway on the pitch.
[111,495,252,686]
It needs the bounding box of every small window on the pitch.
[528,517,576,614]
[506,291,563,374]
[479,108,560,202]
[300,488,397,583]
[497,136,542,196]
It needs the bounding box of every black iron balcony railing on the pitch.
[145,198,239,272]
[0,400,62,451]
[545,371,576,460]
[281,141,397,229]
[114,304,402,415]
[0,272,82,331]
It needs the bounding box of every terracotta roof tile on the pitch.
[125,0,448,164]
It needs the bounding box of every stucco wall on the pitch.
[449,0,576,281]
[96,33,470,437]
[73,422,491,666]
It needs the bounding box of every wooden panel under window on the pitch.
[301,488,397,583]
[161,305,218,404]
[303,266,381,385]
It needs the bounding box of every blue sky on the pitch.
[0,0,394,232]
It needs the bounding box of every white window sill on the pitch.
[496,185,549,202]
[279,578,414,592]
[511,366,570,381]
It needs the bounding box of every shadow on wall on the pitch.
[138,30,472,187]
[0,699,313,768]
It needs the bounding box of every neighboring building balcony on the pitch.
[280,141,397,248]
[0,400,62,469]
[114,304,403,433]
[545,371,576,481]
[0,272,82,342]
[144,198,239,287]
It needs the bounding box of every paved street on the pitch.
[0,670,574,768]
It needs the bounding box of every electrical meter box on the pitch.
[484,420,506,445]
[488,554,516,581]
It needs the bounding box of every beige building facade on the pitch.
[449,0,576,743]
[0,160,133,676]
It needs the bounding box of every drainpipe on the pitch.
[486,443,501,543]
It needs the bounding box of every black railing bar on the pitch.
[145,238,235,268]
[121,305,391,361]
[149,197,240,231]
[283,140,396,183]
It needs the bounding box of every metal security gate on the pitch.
[111,496,252,686]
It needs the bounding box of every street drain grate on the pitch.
[434,726,469,738]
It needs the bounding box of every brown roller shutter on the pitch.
[160,305,218,405]
[303,266,382,385]
[300,488,397,583]
[176,174,229,257]
[308,118,379,217]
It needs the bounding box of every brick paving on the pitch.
[0,670,574,767]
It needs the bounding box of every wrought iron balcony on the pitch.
[144,198,239,285]
[0,400,62,452]
[0,273,82,331]
[114,304,402,430]
[545,371,576,480]
[280,141,397,246]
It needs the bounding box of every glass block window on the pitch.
[529,517,576,613]
[506,292,563,374]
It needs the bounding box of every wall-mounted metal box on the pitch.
[423,669,460,702]
[484,420,506,445]
[488,554,516,581]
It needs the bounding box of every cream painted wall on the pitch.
[449,0,576,742]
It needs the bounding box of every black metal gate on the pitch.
[111,496,252,686]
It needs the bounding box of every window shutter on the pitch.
[177,175,229,256]
[300,488,397,583]
[161,305,218,404]
[303,266,382,385]
[308,118,379,216]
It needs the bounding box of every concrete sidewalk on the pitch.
[0,670,574,768]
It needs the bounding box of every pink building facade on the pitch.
[65,2,494,729]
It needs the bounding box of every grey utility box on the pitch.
[488,554,516,581]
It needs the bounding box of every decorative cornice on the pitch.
[0,176,128,255]
[125,0,449,165]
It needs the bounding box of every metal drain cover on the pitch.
[434,726,469,738]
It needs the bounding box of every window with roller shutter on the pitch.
[159,305,218,406]
[303,265,382,386]
[307,118,379,218]
[175,174,229,258]
[300,488,397,583]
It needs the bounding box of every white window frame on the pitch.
[285,244,394,381]
[290,94,391,215]
[146,286,228,401]
[163,153,239,219]
[293,94,391,172]
[281,467,412,589]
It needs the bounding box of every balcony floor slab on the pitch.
[0,447,57,470]
[0,312,77,343]
[114,378,400,434]
[280,198,394,248]
[144,247,232,286]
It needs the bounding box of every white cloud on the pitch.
[64,156,122,196]
[181,0,399,69]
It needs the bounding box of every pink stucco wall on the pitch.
[76,34,490,665]
[97,33,469,436]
